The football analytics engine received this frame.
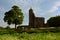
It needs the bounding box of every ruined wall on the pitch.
[17,8,46,30]
[34,17,44,28]
[29,8,45,28]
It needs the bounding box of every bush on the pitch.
[47,16,60,27]
[5,26,11,30]
[0,26,3,29]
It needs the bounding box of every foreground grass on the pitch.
[0,28,60,40]
[0,34,19,40]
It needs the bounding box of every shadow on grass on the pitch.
[0,29,60,35]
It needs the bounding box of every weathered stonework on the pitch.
[17,8,48,30]
[29,8,44,28]
[29,8,35,27]
[34,17,44,28]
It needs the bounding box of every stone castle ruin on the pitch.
[29,8,44,28]
[17,8,48,30]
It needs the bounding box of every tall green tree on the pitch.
[4,5,24,29]
[47,16,60,27]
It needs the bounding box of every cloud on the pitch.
[0,6,6,13]
[48,1,60,12]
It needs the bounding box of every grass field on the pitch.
[0,28,60,40]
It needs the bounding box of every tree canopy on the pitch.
[47,16,60,27]
[4,5,24,29]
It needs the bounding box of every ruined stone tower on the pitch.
[17,8,45,29]
[29,8,35,27]
[29,8,44,28]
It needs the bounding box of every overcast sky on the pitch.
[0,0,60,28]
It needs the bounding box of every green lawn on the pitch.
[0,28,60,40]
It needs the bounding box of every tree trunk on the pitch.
[15,24,17,29]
